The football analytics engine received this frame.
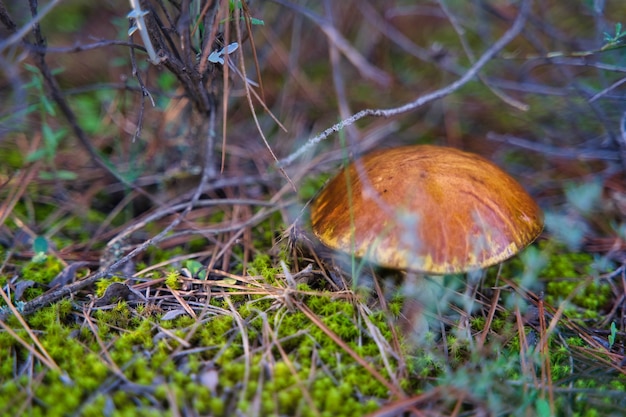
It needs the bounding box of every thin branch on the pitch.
[278,0,531,167]
[0,286,62,374]
[21,39,146,54]
[272,0,391,86]
[128,0,162,64]
[0,0,61,52]
[0,197,281,320]
[234,5,296,190]
[487,132,620,161]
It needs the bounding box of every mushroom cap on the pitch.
[310,145,543,274]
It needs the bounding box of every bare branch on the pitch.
[278,0,531,167]
[0,0,61,53]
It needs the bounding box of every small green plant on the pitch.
[229,0,265,25]
[31,236,49,264]
[608,322,617,349]
[182,260,207,280]
[603,22,626,49]
[21,64,76,180]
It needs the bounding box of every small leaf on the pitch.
[197,269,208,280]
[56,170,78,180]
[185,260,204,277]
[23,63,40,74]
[42,125,66,151]
[41,95,56,116]
[39,170,78,181]
[25,148,47,163]
[42,124,58,152]
[608,322,617,348]
[32,236,48,254]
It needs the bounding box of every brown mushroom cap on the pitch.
[310,145,543,274]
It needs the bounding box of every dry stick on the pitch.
[128,29,152,143]
[619,111,626,171]
[82,308,127,379]
[128,0,161,65]
[105,198,276,246]
[589,75,626,103]
[232,7,296,191]
[265,311,320,414]
[356,0,457,73]
[25,2,161,208]
[487,132,621,161]
[0,0,60,52]
[0,1,17,32]
[0,286,60,373]
[0,121,230,322]
[1,4,229,321]
[498,273,620,370]
[437,0,529,111]
[272,0,391,86]
[241,0,265,101]
[169,288,197,319]
[0,53,26,135]
[0,161,40,228]
[278,0,531,167]
[355,302,401,388]
[537,297,556,416]
[196,1,222,75]
[370,267,406,376]
[324,0,358,142]
[363,390,446,417]
[21,39,146,54]
[514,305,535,399]
[237,74,287,132]
[477,287,501,350]
[220,2,232,173]
[222,296,254,410]
[0,317,58,372]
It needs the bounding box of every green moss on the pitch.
[18,257,64,300]
[164,269,181,289]
[541,251,612,319]
[248,253,280,282]
[2,245,621,416]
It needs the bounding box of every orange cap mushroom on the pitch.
[310,145,543,274]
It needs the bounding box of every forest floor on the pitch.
[1,1,626,416]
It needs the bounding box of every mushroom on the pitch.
[310,144,544,340]
[310,145,543,274]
